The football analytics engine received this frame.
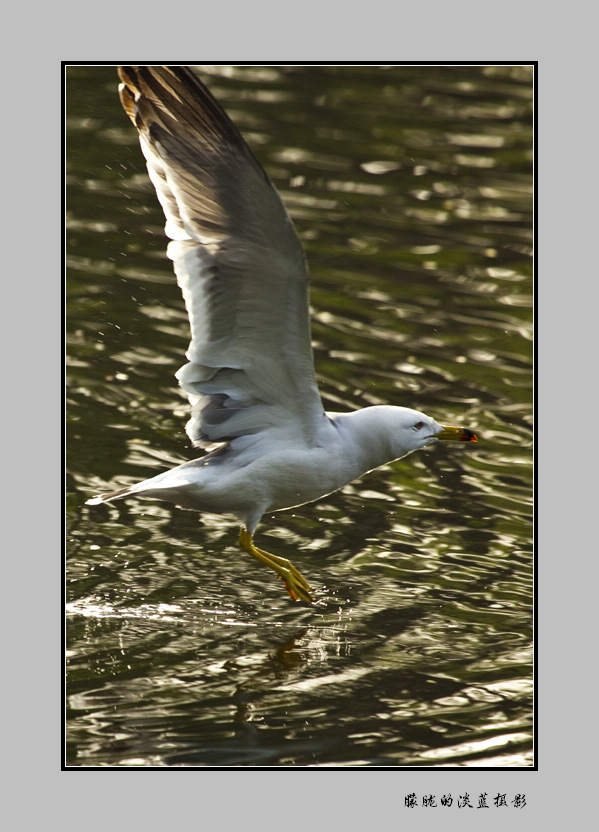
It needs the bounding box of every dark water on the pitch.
[65,65,533,768]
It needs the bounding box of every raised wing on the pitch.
[118,66,324,449]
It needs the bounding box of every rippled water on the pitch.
[65,65,533,768]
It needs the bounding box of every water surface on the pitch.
[66,64,533,768]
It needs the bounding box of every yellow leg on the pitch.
[238,528,314,603]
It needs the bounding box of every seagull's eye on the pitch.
[413,421,424,431]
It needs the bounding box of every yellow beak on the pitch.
[436,425,478,442]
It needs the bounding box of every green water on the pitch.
[66,64,533,768]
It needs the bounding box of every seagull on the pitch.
[86,66,477,603]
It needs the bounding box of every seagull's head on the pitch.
[385,407,477,458]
